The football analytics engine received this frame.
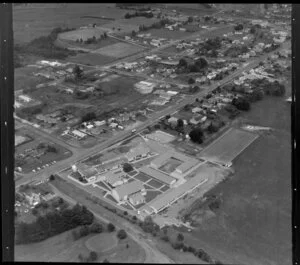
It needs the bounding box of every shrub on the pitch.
[188,77,195,84]
[89,251,98,262]
[89,222,103,233]
[177,233,184,242]
[189,128,204,144]
[172,241,184,250]
[79,225,90,237]
[123,163,134,173]
[117,229,127,239]
[160,235,170,242]
[107,223,115,232]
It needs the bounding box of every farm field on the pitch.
[14,66,50,91]
[170,95,292,265]
[199,127,259,165]
[13,3,126,44]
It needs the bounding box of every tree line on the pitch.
[15,203,94,244]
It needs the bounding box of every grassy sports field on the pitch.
[199,127,259,165]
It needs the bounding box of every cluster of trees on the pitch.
[161,229,216,264]
[224,44,248,57]
[37,143,58,153]
[179,57,208,74]
[231,97,251,111]
[123,163,134,173]
[125,11,154,19]
[189,128,204,144]
[78,251,98,262]
[249,24,262,34]
[15,204,94,244]
[17,102,47,120]
[16,27,76,60]
[200,37,222,54]
[76,32,108,44]
[139,18,171,31]
[263,80,286,96]
[234,24,244,31]
[188,85,200,94]
[72,222,103,240]
[81,112,96,123]
[139,216,160,236]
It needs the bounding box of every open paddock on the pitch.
[68,52,116,66]
[146,28,194,40]
[58,28,106,42]
[13,3,126,44]
[93,42,145,58]
[14,66,50,91]
[98,20,139,36]
[199,127,259,165]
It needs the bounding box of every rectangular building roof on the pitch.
[140,166,176,185]
[148,172,208,213]
[105,171,126,185]
[114,180,144,199]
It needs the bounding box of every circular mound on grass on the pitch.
[85,232,118,253]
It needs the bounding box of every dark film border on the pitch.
[0,3,15,262]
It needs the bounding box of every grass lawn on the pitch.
[145,190,162,203]
[93,42,145,58]
[67,52,116,66]
[15,229,92,262]
[85,232,118,253]
[160,185,170,192]
[171,95,292,265]
[147,179,165,189]
[146,28,193,40]
[101,236,146,263]
[134,172,152,183]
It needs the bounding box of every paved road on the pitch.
[16,41,287,188]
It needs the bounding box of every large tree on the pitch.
[73,65,83,80]
[189,128,204,144]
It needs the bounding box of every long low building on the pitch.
[139,166,176,186]
[144,173,208,214]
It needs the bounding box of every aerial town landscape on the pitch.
[13,3,291,265]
